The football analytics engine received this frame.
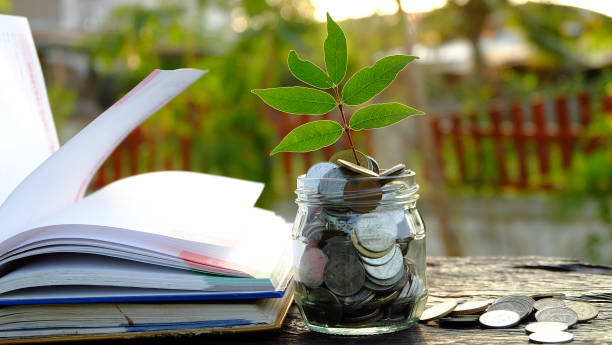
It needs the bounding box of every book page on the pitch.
[29,171,265,247]
[0,15,59,205]
[0,68,206,243]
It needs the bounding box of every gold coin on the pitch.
[564,300,599,322]
[337,159,379,177]
[330,149,371,169]
[451,300,491,315]
[419,301,458,322]
[530,292,566,300]
[350,231,393,258]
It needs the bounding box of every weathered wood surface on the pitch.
[80,256,612,345]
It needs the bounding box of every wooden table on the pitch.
[86,257,612,345]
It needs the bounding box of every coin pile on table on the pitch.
[294,150,426,328]
[420,293,599,343]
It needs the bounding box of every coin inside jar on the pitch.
[363,245,403,280]
[298,246,328,288]
[343,179,382,213]
[319,166,349,197]
[323,254,366,297]
[304,162,338,191]
[366,267,405,287]
[350,230,394,259]
[361,244,399,266]
[303,287,343,325]
[353,213,397,252]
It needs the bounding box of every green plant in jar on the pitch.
[252,13,427,336]
[252,13,423,159]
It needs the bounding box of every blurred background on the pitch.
[2,0,611,263]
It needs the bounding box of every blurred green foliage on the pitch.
[557,70,612,262]
[82,0,325,206]
[0,0,10,13]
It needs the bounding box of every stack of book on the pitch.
[0,14,293,343]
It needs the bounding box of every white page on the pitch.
[29,171,265,246]
[0,254,279,295]
[0,170,291,278]
[0,15,59,205]
[0,68,205,244]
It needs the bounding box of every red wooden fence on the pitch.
[90,93,610,192]
[89,110,373,191]
[430,93,612,190]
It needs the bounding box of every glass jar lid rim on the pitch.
[296,169,416,183]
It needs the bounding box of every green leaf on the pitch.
[324,13,347,85]
[288,50,333,89]
[270,120,343,155]
[342,55,418,106]
[252,87,336,115]
[349,103,424,130]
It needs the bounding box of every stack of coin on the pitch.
[295,152,424,328]
[421,293,599,343]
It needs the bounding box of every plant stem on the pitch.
[333,86,360,165]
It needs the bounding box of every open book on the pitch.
[0,14,292,306]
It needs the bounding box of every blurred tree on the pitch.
[418,0,611,89]
[0,0,11,13]
[82,0,319,206]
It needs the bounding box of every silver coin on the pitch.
[380,163,406,177]
[322,237,356,258]
[337,288,375,308]
[393,264,411,290]
[403,275,423,299]
[323,254,365,296]
[361,244,399,266]
[298,246,328,288]
[354,213,397,252]
[321,211,359,233]
[363,245,403,280]
[302,221,327,244]
[366,155,380,173]
[367,266,405,287]
[304,287,343,325]
[319,166,349,197]
[396,217,412,240]
[525,322,568,334]
[304,162,337,191]
[374,208,405,224]
[529,331,573,343]
[364,278,397,293]
[535,307,578,327]
[337,158,379,177]
[495,294,535,308]
[534,298,566,311]
[488,300,531,320]
[479,310,521,328]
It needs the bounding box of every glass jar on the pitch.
[292,170,427,335]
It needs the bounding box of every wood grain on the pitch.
[71,256,612,345]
